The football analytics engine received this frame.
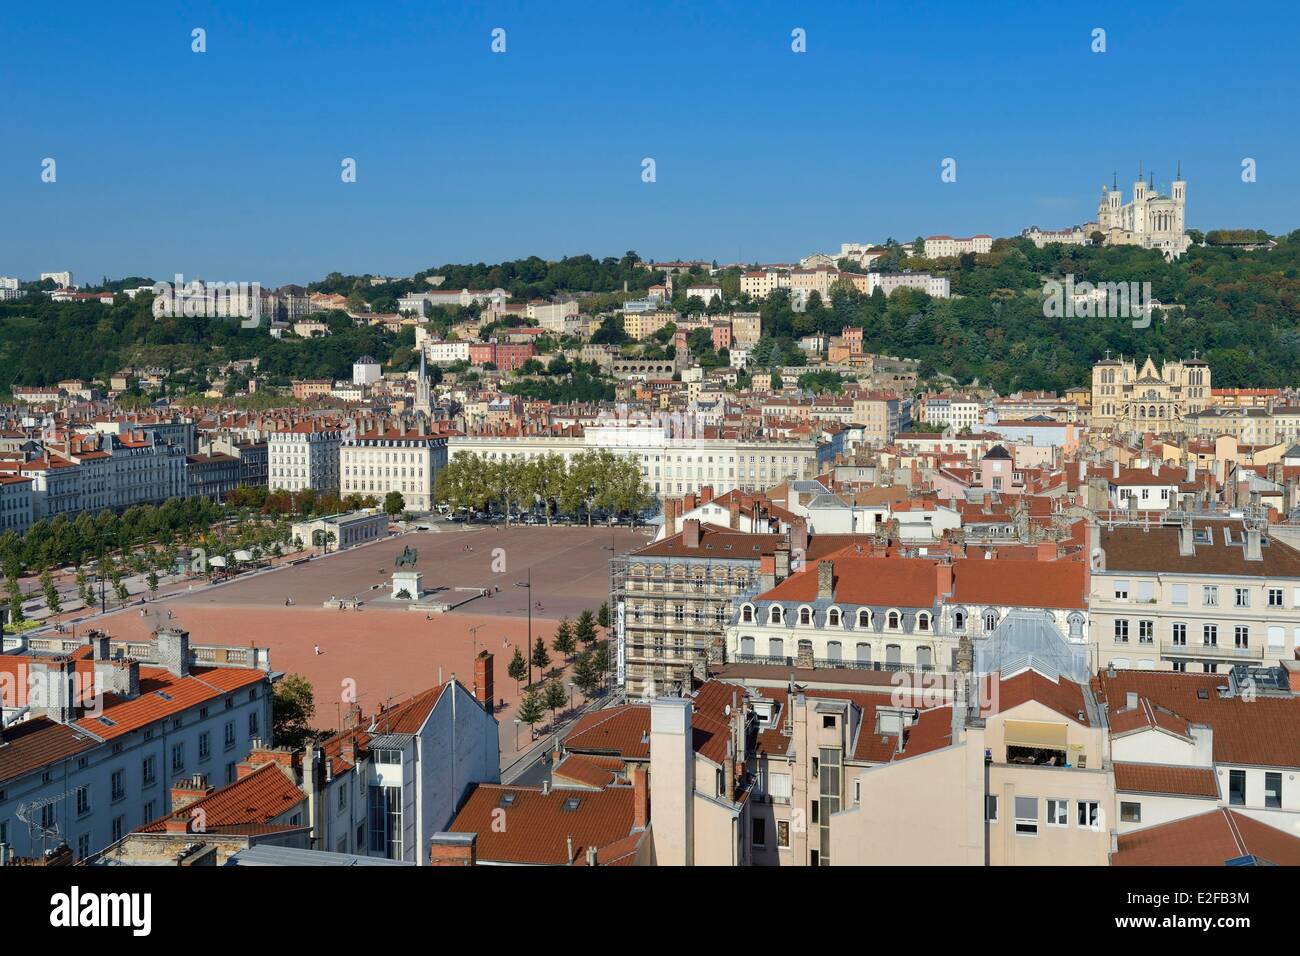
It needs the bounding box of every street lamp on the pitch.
[513,718,521,750]
[568,681,575,714]
[514,568,533,685]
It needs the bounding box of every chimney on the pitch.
[632,764,649,830]
[170,773,213,813]
[663,498,679,538]
[1186,460,1195,483]
[1245,525,1263,562]
[585,845,598,866]
[817,560,834,601]
[1178,517,1195,557]
[774,546,790,583]
[935,560,953,598]
[429,832,477,866]
[790,518,809,561]
[683,493,697,514]
[728,498,741,530]
[649,698,694,866]
[1112,460,1120,480]
[94,658,141,699]
[1077,458,1086,481]
[474,651,495,713]
[682,518,701,549]
[700,485,714,505]
[31,657,81,724]
[155,627,191,677]
[758,554,776,592]
[1150,458,1160,477]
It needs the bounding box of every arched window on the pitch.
[954,610,966,631]
[741,605,753,623]
[799,607,812,626]
[887,610,901,630]
[857,609,871,628]
[983,609,999,632]
[769,606,783,625]
[917,612,931,632]
[827,608,841,627]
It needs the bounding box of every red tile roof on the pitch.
[1113,762,1219,798]
[139,762,305,832]
[1097,671,1300,769]
[1113,809,1300,866]
[448,783,639,865]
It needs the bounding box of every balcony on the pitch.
[1162,641,1263,661]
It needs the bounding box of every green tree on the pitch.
[544,680,568,722]
[571,652,599,697]
[597,601,610,629]
[516,687,545,737]
[40,569,60,615]
[272,674,316,748]
[146,570,159,594]
[530,634,552,679]
[575,609,598,648]
[507,645,527,692]
[552,618,576,662]
[383,491,405,517]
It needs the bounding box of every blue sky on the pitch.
[3,0,1298,286]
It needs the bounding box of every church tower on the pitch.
[1131,163,1147,234]
[1172,161,1186,234]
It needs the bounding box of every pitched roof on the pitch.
[1113,809,1300,866]
[1113,762,1219,798]
[0,717,98,784]
[447,783,638,865]
[1097,523,1300,579]
[1097,671,1300,768]
[139,762,305,832]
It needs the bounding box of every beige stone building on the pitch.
[1090,517,1300,673]
[1090,354,1212,433]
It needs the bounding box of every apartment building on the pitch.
[922,235,993,257]
[340,425,449,512]
[1090,518,1300,672]
[0,475,33,535]
[727,553,1088,676]
[267,422,342,493]
[450,425,818,499]
[1098,663,1300,835]
[0,628,272,862]
[613,522,783,699]
[852,392,910,445]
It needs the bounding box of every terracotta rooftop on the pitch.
[1113,808,1300,866]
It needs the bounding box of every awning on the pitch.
[1004,719,1068,749]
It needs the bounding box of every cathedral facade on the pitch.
[1090,354,1211,433]
[1085,166,1190,259]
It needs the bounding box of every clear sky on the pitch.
[3,0,1298,286]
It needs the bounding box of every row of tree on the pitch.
[434,449,650,524]
[509,609,613,734]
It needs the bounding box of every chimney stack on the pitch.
[632,764,649,831]
[682,518,701,549]
[474,651,495,713]
[155,627,191,678]
[817,560,834,601]
[649,698,694,866]
[170,773,213,813]
[429,832,477,866]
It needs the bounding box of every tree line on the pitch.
[434,449,650,524]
